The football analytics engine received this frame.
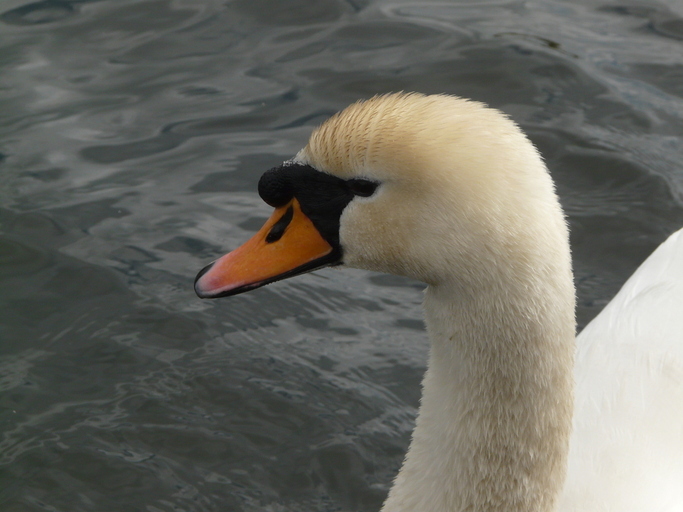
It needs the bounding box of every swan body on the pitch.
[561,227,683,512]
[195,93,683,512]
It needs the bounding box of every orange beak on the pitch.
[194,198,336,298]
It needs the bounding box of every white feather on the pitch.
[560,228,683,512]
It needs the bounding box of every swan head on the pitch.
[195,92,570,298]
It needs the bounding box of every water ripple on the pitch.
[1,0,683,510]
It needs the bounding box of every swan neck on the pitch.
[382,278,575,512]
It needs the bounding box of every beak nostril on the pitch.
[265,204,294,243]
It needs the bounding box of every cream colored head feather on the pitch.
[294,93,571,295]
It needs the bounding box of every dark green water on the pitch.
[1,0,682,510]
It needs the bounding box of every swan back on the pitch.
[560,228,683,512]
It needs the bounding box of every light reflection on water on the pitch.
[1,0,682,510]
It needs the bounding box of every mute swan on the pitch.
[194,93,683,512]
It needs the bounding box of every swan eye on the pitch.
[347,178,379,197]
